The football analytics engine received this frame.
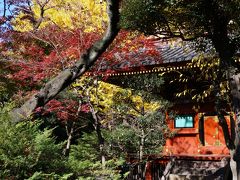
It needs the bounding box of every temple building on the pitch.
[89,39,237,179]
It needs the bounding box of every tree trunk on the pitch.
[230,150,237,180]
[229,74,240,180]
[214,66,240,180]
[139,130,144,162]
[213,55,240,180]
[63,122,75,156]
[212,39,240,180]
[207,6,240,177]
[138,130,145,179]
[100,144,106,169]
[95,119,106,168]
[3,0,6,17]
[10,0,120,123]
[87,90,106,168]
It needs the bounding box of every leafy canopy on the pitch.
[13,0,108,32]
[121,0,240,44]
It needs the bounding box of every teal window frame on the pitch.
[174,115,194,128]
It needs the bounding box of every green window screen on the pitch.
[175,115,194,128]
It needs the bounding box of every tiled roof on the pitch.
[157,45,197,63]
[94,41,198,73]
[88,41,201,76]
[89,39,240,76]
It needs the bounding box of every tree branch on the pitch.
[218,112,235,149]
[10,0,120,123]
[3,0,6,17]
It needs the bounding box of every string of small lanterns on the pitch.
[85,58,240,77]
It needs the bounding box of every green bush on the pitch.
[0,105,72,179]
[68,132,126,179]
[0,105,127,179]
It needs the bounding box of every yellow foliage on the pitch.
[73,76,162,123]
[93,81,161,116]
[13,0,108,32]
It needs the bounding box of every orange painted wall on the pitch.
[164,113,230,156]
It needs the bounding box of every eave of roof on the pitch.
[86,40,240,77]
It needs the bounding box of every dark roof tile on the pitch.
[93,41,199,73]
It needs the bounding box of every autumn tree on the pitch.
[106,74,172,179]
[0,1,108,157]
[121,0,240,178]
[6,0,120,123]
[0,3,122,176]
[0,1,171,178]
[71,73,171,179]
[1,0,161,166]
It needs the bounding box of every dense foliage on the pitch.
[0,19,170,178]
[121,0,240,178]
[0,0,173,179]
[0,105,71,179]
[0,104,127,179]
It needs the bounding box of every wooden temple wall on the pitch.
[164,113,230,156]
[144,103,232,179]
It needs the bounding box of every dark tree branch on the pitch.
[10,0,120,123]
[217,112,235,149]
[3,0,6,17]
[16,0,50,30]
[153,29,208,41]
[230,114,236,143]
[34,0,51,30]
[198,114,205,146]
[0,0,7,25]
